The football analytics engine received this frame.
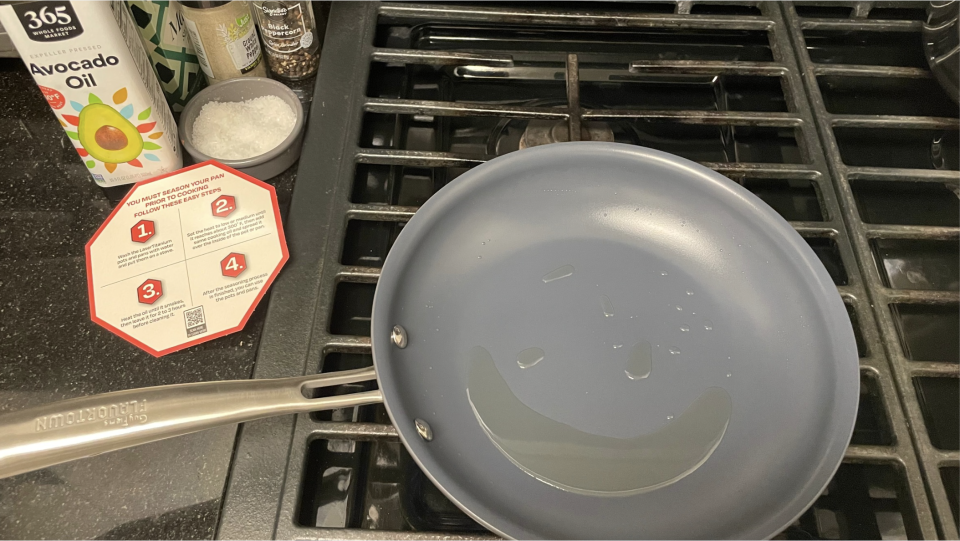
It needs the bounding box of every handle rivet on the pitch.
[415,418,433,441]
[391,325,408,348]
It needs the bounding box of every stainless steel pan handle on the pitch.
[0,367,381,479]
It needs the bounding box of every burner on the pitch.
[518,119,614,149]
[485,100,639,157]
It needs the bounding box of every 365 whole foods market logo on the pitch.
[60,88,163,173]
[12,1,83,42]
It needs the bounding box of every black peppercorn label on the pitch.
[256,2,311,54]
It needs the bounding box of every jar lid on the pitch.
[179,1,232,8]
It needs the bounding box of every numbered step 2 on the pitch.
[211,195,237,218]
[131,219,156,243]
[220,252,247,278]
[137,279,163,304]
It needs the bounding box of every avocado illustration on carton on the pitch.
[0,1,182,187]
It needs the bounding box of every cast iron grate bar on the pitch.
[846,167,960,182]
[364,98,568,120]
[830,115,960,130]
[356,150,489,168]
[813,64,933,78]
[629,59,787,76]
[356,150,822,179]
[582,109,803,127]
[565,54,581,142]
[370,49,515,67]
[800,17,922,30]
[377,3,775,30]
[288,527,496,540]
[863,224,959,241]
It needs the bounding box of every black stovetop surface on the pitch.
[219,3,958,540]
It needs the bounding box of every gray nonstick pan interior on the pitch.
[371,142,859,539]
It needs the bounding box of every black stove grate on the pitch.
[218,3,957,539]
[783,4,960,538]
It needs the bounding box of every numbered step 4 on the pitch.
[221,252,247,278]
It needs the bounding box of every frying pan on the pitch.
[0,143,859,539]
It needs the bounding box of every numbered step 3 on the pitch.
[137,279,163,304]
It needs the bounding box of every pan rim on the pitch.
[370,141,859,540]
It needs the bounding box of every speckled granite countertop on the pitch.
[0,59,301,539]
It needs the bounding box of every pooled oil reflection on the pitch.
[466,346,732,496]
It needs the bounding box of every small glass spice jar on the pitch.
[179,1,268,82]
[253,1,321,80]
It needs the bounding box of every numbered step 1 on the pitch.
[220,252,247,278]
[131,219,156,243]
[212,195,237,218]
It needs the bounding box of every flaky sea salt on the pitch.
[192,95,297,160]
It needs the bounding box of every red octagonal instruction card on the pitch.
[85,161,288,357]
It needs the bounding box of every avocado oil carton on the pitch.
[0,1,182,187]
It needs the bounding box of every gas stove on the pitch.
[217,3,959,539]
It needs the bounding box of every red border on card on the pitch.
[84,161,290,358]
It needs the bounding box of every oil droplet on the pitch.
[481,241,486,245]
[625,340,652,380]
[680,325,690,332]
[612,344,623,349]
[726,373,732,378]
[660,271,669,276]
[600,295,615,318]
[686,290,694,296]
[704,320,714,331]
[542,264,574,283]
[667,415,674,420]
[517,347,545,369]
[669,347,681,355]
